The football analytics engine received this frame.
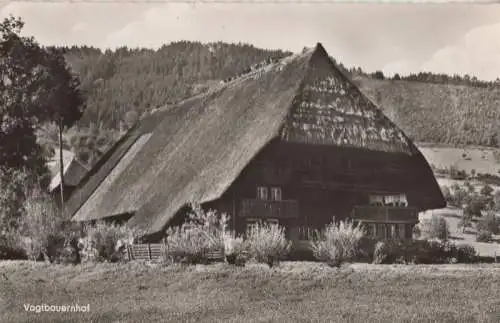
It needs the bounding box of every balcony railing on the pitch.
[239,199,299,219]
[298,226,316,241]
[351,205,418,224]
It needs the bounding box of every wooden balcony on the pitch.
[239,199,299,219]
[351,206,418,224]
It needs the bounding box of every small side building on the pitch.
[64,43,445,242]
[48,149,89,206]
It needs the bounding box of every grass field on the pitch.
[1,261,500,323]
[418,145,500,176]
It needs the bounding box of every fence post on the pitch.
[127,245,132,261]
[148,243,152,260]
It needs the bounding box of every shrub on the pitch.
[449,166,467,180]
[81,222,133,263]
[452,188,468,207]
[466,195,491,216]
[480,184,494,196]
[165,225,221,264]
[0,167,33,231]
[373,241,390,264]
[464,181,475,193]
[476,212,500,235]
[372,240,417,264]
[476,230,493,243]
[19,188,70,262]
[419,214,450,241]
[440,186,452,204]
[223,233,246,265]
[493,190,500,211]
[371,239,478,264]
[458,210,474,233]
[310,220,365,267]
[244,222,291,267]
[453,244,478,263]
[451,183,461,192]
[163,203,228,264]
[0,230,27,260]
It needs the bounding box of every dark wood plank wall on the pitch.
[215,140,435,236]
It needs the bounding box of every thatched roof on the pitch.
[48,149,89,191]
[65,43,441,236]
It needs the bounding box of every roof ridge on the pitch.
[145,45,319,119]
[220,45,317,86]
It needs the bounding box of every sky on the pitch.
[1,2,500,81]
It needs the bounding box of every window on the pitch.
[246,218,258,235]
[369,194,408,207]
[364,223,376,238]
[246,218,279,235]
[267,218,279,226]
[270,187,282,201]
[369,195,384,206]
[397,224,406,239]
[405,224,413,239]
[257,186,268,200]
[389,224,396,239]
[376,223,385,238]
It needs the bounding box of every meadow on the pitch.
[1,261,500,323]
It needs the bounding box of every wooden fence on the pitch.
[125,243,224,262]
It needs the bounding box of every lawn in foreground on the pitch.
[1,261,500,323]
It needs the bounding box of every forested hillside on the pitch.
[49,41,500,166]
[356,77,500,147]
[61,41,293,129]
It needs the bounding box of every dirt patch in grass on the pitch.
[1,261,500,322]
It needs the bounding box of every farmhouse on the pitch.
[64,43,445,242]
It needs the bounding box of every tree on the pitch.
[373,70,385,80]
[476,212,500,235]
[480,184,494,196]
[0,16,83,207]
[459,206,474,233]
[440,185,452,204]
[452,188,467,207]
[493,190,500,211]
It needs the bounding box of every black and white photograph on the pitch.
[1,1,500,322]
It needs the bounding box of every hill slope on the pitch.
[355,76,500,147]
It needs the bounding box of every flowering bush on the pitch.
[163,202,229,264]
[310,220,365,267]
[80,221,133,263]
[244,222,291,267]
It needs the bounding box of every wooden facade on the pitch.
[209,140,428,242]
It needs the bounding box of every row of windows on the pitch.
[255,187,408,207]
[369,194,408,207]
[257,186,282,201]
[364,223,412,239]
[246,218,279,234]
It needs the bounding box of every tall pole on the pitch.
[58,118,65,209]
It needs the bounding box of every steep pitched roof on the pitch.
[65,43,440,236]
[47,150,89,191]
